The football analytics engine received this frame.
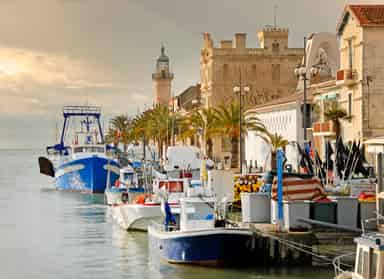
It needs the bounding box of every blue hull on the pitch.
[149,227,260,266]
[55,156,119,193]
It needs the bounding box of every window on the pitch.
[223,64,229,80]
[348,39,353,70]
[252,64,257,80]
[272,40,280,53]
[348,93,352,118]
[272,64,280,81]
[371,252,377,279]
[159,181,184,193]
[357,248,363,275]
[362,251,369,279]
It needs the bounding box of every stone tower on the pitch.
[152,46,174,106]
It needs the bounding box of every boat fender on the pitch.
[115,180,120,188]
[134,194,150,204]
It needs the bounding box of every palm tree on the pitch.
[264,132,289,170]
[106,114,132,151]
[130,105,176,159]
[324,102,348,138]
[178,107,220,158]
[215,102,267,168]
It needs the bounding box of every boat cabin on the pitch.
[354,233,384,279]
[71,144,106,157]
[179,197,216,232]
[119,166,138,188]
[153,178,189,202]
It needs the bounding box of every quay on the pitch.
[230,218,358,266]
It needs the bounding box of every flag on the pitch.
[325,141,334,171]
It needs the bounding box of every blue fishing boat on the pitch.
[148,197,258,266]
[38,106,120,193]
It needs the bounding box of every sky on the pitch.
[0,0,382,149]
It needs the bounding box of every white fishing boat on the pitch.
[334,232,384,279]
[110,178,189,231]
[105,165,142,206]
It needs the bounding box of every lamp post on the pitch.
[294,36,308,142]
[233,84,250,174]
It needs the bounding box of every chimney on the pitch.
[220,40,233,48]
[203,32,213,48]
[235,33,246,49]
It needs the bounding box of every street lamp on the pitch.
[294,37,308,142]
[234,84,250,174]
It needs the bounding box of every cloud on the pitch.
[0,46,151,117]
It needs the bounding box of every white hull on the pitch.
[111,203,165,231]
[105,191,123,206]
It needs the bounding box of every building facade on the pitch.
[200,27,304,162]
[245,94,306,172]
[152,46,174,106]
[311,5,384,157]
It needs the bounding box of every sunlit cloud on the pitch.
[0,46,151,117]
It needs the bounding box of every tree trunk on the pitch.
[207,138,213,159]
[231,137,239,169]
[271,151,277,171]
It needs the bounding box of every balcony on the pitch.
[312,120,336,136]
[336,69,357,86]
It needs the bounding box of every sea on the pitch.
[0,149,333,279]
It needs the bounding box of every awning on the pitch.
[314,91,339,101]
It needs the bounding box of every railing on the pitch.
[336,69,357,84]
[63,105,101,116]
[333,252,355,277]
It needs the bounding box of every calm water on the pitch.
[0,150,333,279]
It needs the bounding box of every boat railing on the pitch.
[332,252,355,277]
[149,220,177,232]
[63,105,101,116]
[361,212,384,234]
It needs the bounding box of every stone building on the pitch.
[174,84,201,113]
[245,32,339,168]
[200,27,303,109]
[173,84,202,147]
[200,27,304,162]
[152,46,174,106]
[311,4,384,156]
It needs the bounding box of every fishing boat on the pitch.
[38,106,120,193]
[334,232,384,279]
[154,146,213,180]
[148,196,257,267]
[110,178,188,231]
[105,165,143,205]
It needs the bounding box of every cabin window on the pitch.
[159,181,184,193]
[357,248,363,275]
[362,251,369,278]
[74,146,104,153]
[371,252,377,279]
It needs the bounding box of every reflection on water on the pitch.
[0,150,333,279]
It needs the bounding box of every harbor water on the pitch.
[0,149,332,279]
